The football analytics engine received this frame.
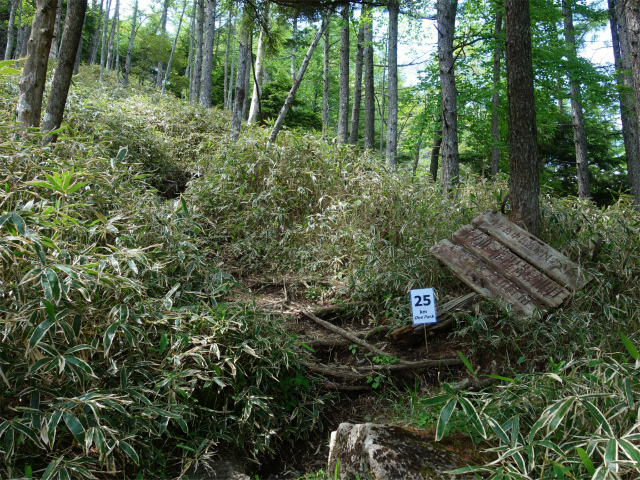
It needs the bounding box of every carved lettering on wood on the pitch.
[451,225,570,308]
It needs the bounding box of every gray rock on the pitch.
[327,423,476,480]
[183,458,250,480]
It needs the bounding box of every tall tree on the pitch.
[14,2,23,59]
[230,15,249,140]
[322,20,329,138]
[98,0,111,82]
[123,0,137,87]
[43,0,88,136]
[73,14,86,74]
[268,16,329,145]
[291,16,297,81]
[16,0,58,127]
[89,0,104,65]
[199,0,216,107]
[162,0,187,95]
[4,0,20,60]
[386,0,399,165]
[610,0,640,209]
[505,0,539,236]
[437,0,459,187]
[363,3,375,149]
[490,7,503,178]
[222,3,233,108]
[248,7,268,125]
[562,0,590,199]
[156,0,170,86]
[191,0,204,103]
[50,0,63,58]
[105,0,119,71]
[349,19,365,145]
[337,3,350,144]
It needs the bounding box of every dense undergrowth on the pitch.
[1,67,640,479]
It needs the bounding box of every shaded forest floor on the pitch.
[2,69,640,479]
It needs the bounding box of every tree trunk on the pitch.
[227,32,235,109]
[222,3,232,108]
[322,21,329,139]
[191,0,204,103]
[379,62,386,159]
[241,41,251,120]
[248,12,267,125]
[161,0,186,95]
[156,0,169,86]
[186,5,194,81]
[337,3,349,144]
[268,17,328,145]
[115,14,120,80]
[230,16,249,141]
[491,8,503,178]
[105,0,118,71]
[562,0,591,199]
[291,16,297,81]
[386,0,399,166]
[4,0,20,60]
[73,13,87,74]
[363,4,375,149]
[42,0,88,136]
[16,0,58,127]
[612,0,640,209]
[98,0,111,82]
[349,20,364,145]
[438,0,459,190]
[20,27,32,58]
[50,0,63,59]
[504,0,539,236]
[14,3,23,59]
[89,0,103,65]
[123,0,137,87]
[199,0,216,107]
[412,138,423,176]
[430,128,443,182]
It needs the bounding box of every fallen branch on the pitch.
[299,325,394,349]
[451,360,499,391]
[297,305,400,362]
[356,357,463,372]
[319,381,371,391]
[304,362,365,381]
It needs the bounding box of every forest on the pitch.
[1,0,640,478]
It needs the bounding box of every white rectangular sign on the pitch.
[410,288,437,325]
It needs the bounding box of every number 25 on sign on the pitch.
[410,288,437,325]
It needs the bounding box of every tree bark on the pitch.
[191,0,204,103]
[123,0,137,87]
[98,0,111,82]
[73,14,86,74]
[430,128,442,182]
[89,0,103,65]
[222,3,232,108]
[363,4,375,149]
[156,0,169,87]
[50,0,63,59]
[230,14,249,140]
[4,0,20,60]
[491,8,503,178]
[161,0,186,95]
[186,6,194,81]
[504,0,539,236]
[199,0,216,107]
[386,0,399,166]
[438,0,459,189]
[241,41,251,120]
[226,25,236,110]
[349,20,365,145]
[562,0,591,199]
[612,0,640,209]
[42,0,88,136]
[322,21,329,139]
[268,17,328,146]
[337,3,349,144]
[106,0,118,71]
[248,13,267,125]
[16,0,58,127]
[14,3,23,59]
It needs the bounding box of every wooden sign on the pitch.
[431,211,589,316]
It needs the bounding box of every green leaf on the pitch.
[48,411,63,446]
[42,299,56,322]
[10,212,25,235]
[41,268,61,303]
[457,350,475,376]
[41,457,62,480]
[66,182,89,194]
[103,322,119,357]
[63,412,85,443]
[28,319,55,351]
[582,400,614,437]
[119,440,140,464]
[548,397,576,433]
[604,439,617,470]
[621,333,639,360]
[421,394,450,407]
[576,447,595,476]
[618,438,640,464]
[180,196,190,217]
[435,398,457,441]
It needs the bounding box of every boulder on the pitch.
[183,458,250,480]
[327,423,475,480]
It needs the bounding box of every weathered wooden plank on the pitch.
[452,225,570,308]
[430,239,542,316]
[472,211,589,290]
